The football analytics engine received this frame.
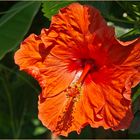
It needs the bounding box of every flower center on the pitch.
[77,61,92,84]
[67,59,95,97]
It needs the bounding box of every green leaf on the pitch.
[107,22,132,38]
[118,28,140,41]
[129,111,140,134]
[33,127,47,136]
[132,93,140,114]
[132,87,140,103]
[0,63,40,138]
[90,1,111,16]
[42,1,74,20]
[117,1,140,21]
[0,1,41,60]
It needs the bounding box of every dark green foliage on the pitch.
[0,1,41,60]
[0,1,140,138]
[42,1,74,20]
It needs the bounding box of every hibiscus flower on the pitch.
[14,3,140,136]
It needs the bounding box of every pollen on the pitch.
[66,61,92,98]
[66,84,81,97]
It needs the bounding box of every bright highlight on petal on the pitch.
[14,2,140,137]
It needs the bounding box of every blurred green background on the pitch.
[0,1,140,139]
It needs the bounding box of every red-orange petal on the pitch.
[106,37,140,66]
[38,90,88,136]
[14,32,76,98]
[119,38,140,67]
[40,54,76,98]
[14,34,44,70]
[51,3,108,35]
[47,2,113,59]
[38,65,138,136]
[82,66,139,130]
[14,34,48,87]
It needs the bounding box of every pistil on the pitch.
[77,63,91,84]
[67,62,92,97]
